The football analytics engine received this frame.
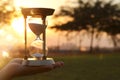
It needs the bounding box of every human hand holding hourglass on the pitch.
[0,8,64,80]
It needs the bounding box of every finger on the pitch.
[16,65,54,76]
[9,58,23,64]
[53,61,64,69]
[15,62,64,77]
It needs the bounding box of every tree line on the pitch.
[51,0,120,52]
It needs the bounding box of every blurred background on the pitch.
[0,0,120,80]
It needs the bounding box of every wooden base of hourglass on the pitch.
[22,58,55,66]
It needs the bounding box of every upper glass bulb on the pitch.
[28,17,48,60]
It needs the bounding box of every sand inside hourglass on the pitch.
[30,40,44,59]
[29,23,46,35]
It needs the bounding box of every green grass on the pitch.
[14,54,120,80]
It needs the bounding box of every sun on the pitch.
[12,17,33,35]
[2,51,9,58]
[11,17,24,34]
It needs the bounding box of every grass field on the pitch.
[13,53,120,80]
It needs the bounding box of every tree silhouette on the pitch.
[96,1,120,49]
[51,0,120,52]
[100,16,120,48]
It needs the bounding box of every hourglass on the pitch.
[28,17,46,60]
[21,8,55,66]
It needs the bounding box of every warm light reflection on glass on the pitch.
[28,17,43,24]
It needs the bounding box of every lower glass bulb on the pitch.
[29,39,48,60]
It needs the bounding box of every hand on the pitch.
[0,58,64,80]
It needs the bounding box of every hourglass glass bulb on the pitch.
[29,37,48,60]
[29,23,46,36]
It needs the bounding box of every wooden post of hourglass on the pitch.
[23,16,28,60]
[42,17,47,60]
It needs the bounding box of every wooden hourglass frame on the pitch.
[21,8,55,66]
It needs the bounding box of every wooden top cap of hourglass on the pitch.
[21,8,55,17]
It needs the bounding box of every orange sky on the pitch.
[11,0,119,50]
[0,0,119,59]
[14,0,65,9]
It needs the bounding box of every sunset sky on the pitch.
[0,0,119,61]
[14,0,120,8]
[0,0,115,52]
[12,0,120,50]
[14,0,65,9]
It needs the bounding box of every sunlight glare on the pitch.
[12,17,24,34]
[13,0,64,9]
[2,51,9,58]
[12,17,32,35]
[14,0,55,8]
[80,47,87,51]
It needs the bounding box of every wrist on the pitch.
[0,68,13,80]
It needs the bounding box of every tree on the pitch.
[100,16,120,48]
[51,0,120,52]
[96,1,120,49]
